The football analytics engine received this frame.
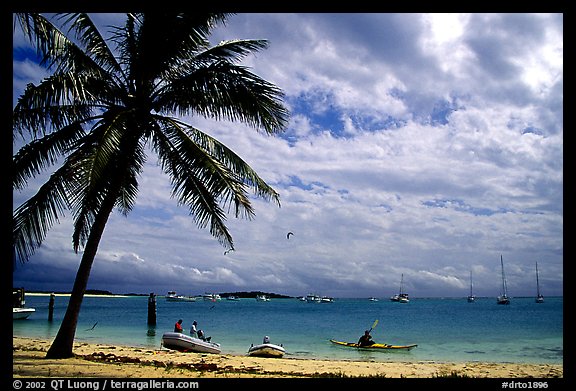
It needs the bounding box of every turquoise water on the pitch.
[13,295,563,364]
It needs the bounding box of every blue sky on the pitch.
[12,13,563,298]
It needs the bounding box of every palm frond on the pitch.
[13,122,85,190]
[13,74,98,137]
[151,118,236,247]
[190,39,269,66]
[58,13,126,82]
[155,61,289,134]
[13,163,78,263]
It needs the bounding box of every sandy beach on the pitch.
[13,337,562,379]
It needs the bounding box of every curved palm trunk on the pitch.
[45,194,117,359]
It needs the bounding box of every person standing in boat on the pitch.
[174,319,183,333]
[263,335,270,344]
[190,321,198,338]
[358,330,375,347]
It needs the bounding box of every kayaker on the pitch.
[190,321,198,337]
[358,330,375,347]
[174,319,183,333]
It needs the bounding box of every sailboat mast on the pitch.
[536,262,541,296]
[500,255,507,296]
[469,270,473,296]
[399,273,404,295]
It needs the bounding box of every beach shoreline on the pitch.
[13,336,563,379]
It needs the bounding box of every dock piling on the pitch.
[147,292,156,326]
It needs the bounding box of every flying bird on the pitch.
[287,232,294,239]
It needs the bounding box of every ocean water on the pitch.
[13,295,563,364]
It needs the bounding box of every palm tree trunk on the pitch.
[45,194,117,359]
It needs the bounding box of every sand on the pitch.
[13,337,563,379]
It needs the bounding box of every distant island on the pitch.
[219,291,293,299]
[27,289,147,296]
[26,289,292,298]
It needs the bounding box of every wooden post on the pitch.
[147,292,156,326]
[48,293,55,321]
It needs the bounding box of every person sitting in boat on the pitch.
[263,335,270,344]
[174,319,183,333]
[190,321,198,337]
[197,329,212,342]
[358,330,375,347]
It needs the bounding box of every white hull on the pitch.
[13,307,35,320]
[248,343,285,358]
[161,332,221,354]
[166,296,197,302]
[166,291,197,302]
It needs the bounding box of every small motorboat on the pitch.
[13,307,35,320]
[248,343,286,358]
[161,332,221,354]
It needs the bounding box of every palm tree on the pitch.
[13,13,289,358]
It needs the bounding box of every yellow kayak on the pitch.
[330,339,417,351]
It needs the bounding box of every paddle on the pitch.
[369,319,379,333]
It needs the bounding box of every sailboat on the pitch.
[390,273,409,303]
[535,261,544,303]
[467,270,475,302]
[496,255,510,305]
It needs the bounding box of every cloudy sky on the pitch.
[12,13,563,298]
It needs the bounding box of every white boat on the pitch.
[13,288,35,320]
[255,294,270,302]
[13,307,35,320]
[467,270,476,302]
[202,293,221,301]
[320,296,334,303]
[305,293,321,303]
[161,332,221,354]
[248,343,286,358]
[369,297,379,302]
[535,261,544,303]
[497,255,510,305]
[165,291,197,302]
[226,295,240,301]
[390,274,409,303]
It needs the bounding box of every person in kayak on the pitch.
[358,330,375,347]
[174,319,183,333]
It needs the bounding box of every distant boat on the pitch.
[305,293,321,303]
[535,262,544,303]
[13,288,35,320]
[202,293,221,301]
[255,294,270,302]
[467,271,476,302]
[165,291,197,302]
[496,255,510,305]
[369,297,379,302]
[390,273,409,303]
[13,307,36,320]
[226,295,240,301]
[320,296,334,303]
